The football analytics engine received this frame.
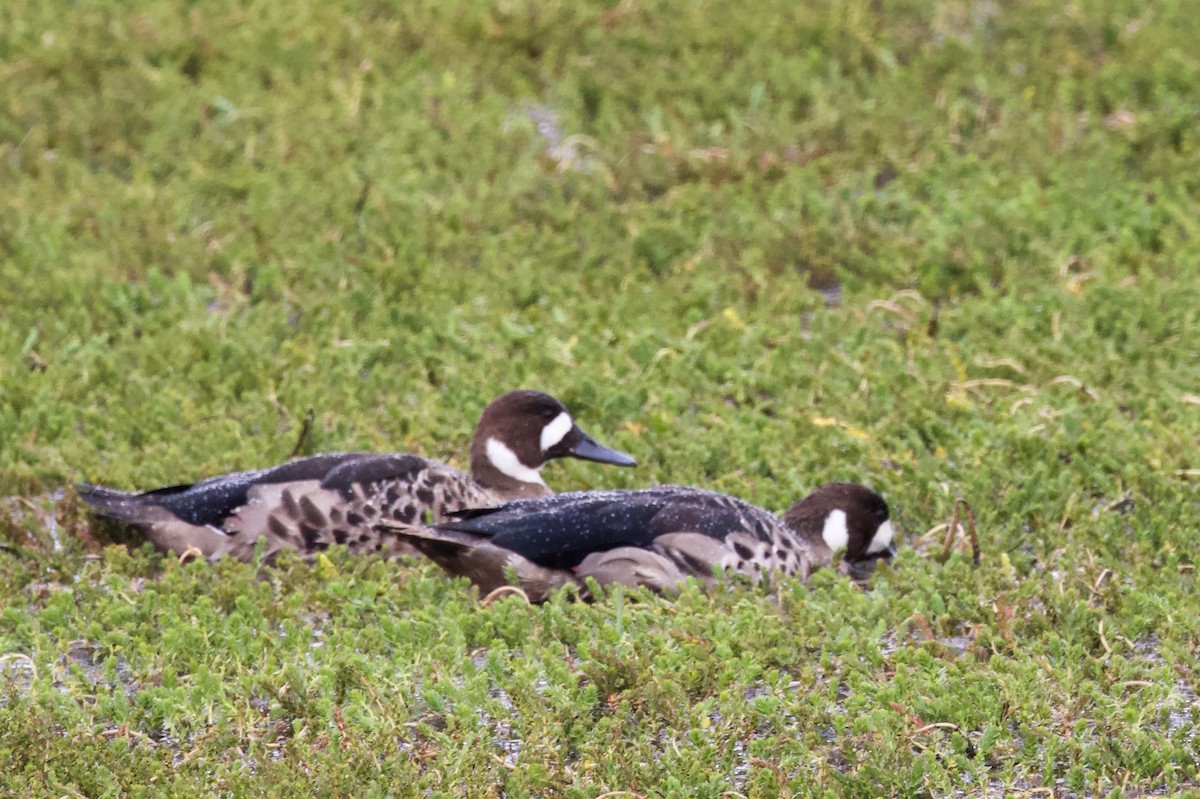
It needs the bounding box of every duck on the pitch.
[77,389,637,562]
[387,482,897,601]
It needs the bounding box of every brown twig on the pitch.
[289,408,315,459]
[912,722,963,735]
[938,499,980,566]
[938,502,960,565]
[353,178,372,217]
[178,546,204,565]
[0,652,37,682]
[479,585,530,607]
[959,499,981,565]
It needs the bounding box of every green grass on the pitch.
[2,0,1199,795]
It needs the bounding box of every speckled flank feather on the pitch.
[79,456,512,561]
[77,390,636,563]
[389,483,895,601]
[216,464,510,560]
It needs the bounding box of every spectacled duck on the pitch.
[77,390,636,562]
[388,482,897,601]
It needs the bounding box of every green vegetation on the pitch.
[2,0,1198,794]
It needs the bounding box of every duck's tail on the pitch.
[380,520,485,566]
[75,483,152,524]
[76,482,262,562]
[380,520,574,602]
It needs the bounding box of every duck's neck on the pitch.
[469,437,552,499]
[779,512,837,569]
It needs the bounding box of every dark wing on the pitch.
[317,453,430,498]
[437,486,762,570]
[135,452,379,526]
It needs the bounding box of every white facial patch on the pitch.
[486,437,547,486]
[867,519,895,554]
[821,509,849,552]
[540,412,573,451]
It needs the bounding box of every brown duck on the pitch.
[388,482,897,601]
[77,390,636,562]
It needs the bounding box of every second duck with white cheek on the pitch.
[391,482,898,601]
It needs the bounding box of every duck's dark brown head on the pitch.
[468,390,636,493]
[781,482,896,580]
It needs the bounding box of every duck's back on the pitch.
[127,452,418,526]
[440,485,789,571]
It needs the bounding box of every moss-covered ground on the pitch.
[2,0,1199,795]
